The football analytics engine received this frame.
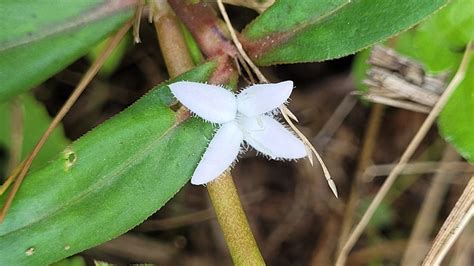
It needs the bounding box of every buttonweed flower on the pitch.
[169,81,307,185]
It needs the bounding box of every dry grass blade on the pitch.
[363,161,474,181]
[422,177,474,265]
[0,20,134,222]
[222,0,275,13]
[132,0,145,43]
[281,107,338,198]
[8,98,24,172]
[401,147,461,266]
[217,0,337,197]
[335,41,473,266]
[362,45,447,113]
[361,94,432,113]
[0,162,25,196]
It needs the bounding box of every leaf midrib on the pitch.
[1,118,181,237]
[245,0,350,41]
[0,0,136,51]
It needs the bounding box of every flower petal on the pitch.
[237,81,293,116]
[169,81,237,123]
[240,115,307,159]
[191,122,243,185]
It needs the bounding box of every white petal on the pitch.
[240,115,307,159]
[191,122,243,185]
[169,81,237,123]
[237,81,293,116]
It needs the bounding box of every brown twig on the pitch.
[0,99,24,197]
[132,0,145,43]
[222,0,275,13]
[362,161,474,181]
[401,146,462,265]
[449,223,473,265]
[422,176,473,265]
[336,41,474,266]
[7,98,23,173]
[0,20,134,222]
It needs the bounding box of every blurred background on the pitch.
[1,4,472,266]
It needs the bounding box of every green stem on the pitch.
[152,0,194,78]
[207,172,265,265]
[161,1,264,263]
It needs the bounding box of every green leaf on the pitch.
[0,61,217,265]
[0,94,69,171]
[439,57,474,162]
[436,0,474,162]
[366,0,474,162]
[395,0,474,72]
[0,0,136,102]
[241,0,448,65]
[351,49,371,92]
[180,22,205,65]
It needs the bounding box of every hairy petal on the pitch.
[240,115,306,159]
[237,80,293,116]
[169,81,237,123]
[191,122,243,185]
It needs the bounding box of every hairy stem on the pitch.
[207,172,265,265]
[166,1,263,263]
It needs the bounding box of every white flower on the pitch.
[169,80,307,185]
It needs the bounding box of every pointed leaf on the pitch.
[394,0,474,72]
[242,0,448,65]
[0,0,136,102]
[0,62,217,265]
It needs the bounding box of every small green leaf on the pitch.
[351,49,371,92]
[0,61,217,265]
[0,94,69,171]
[241,0,448,65]
[180,22,205,65]
[439,57,474,162]
[0,0,136,102]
